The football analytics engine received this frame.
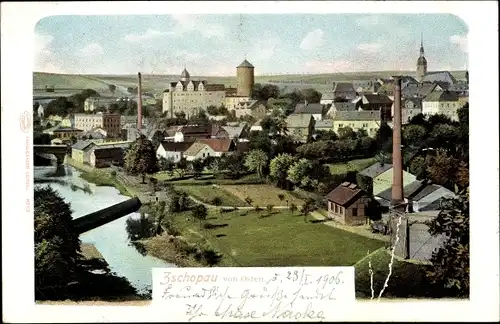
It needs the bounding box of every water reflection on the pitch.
[33,165,175,294]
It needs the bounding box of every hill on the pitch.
[33,70,466,95]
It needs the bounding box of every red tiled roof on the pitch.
[198,138,235,153]
[325,182,365,207]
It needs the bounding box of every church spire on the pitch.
[420,32,425,56]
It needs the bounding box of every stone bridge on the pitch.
[73,197,142,235]
[33,145,71,164]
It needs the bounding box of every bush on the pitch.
[110,170,117,177]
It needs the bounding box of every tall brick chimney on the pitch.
[137,72,143,133]
[391,76,404,206]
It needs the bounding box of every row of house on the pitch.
[325,162,455,226]
[71,140,132,168]
[156,138,249,162]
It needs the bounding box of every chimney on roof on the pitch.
[137,72,143,133]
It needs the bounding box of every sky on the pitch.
[34,14,469,76]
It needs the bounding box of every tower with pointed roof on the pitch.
[416,33,428,84]
[236,59,255,97]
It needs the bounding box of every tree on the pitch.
[299,198,317,223]
[124,134,159,183]
[403,124,427,148]
[46,97,74,116]
[426,191,469,297]
[34,186,81,297]
[192,204,208,229]
[125,212,155,240]
[301,88,322,103]
[430,124,460,153]
[211,197,223,207]
[108,84,117,95]
[252,83,280,101]
[277,194,285,205]
[269,153,296,189]
[409,156,427,180]
[266,204,274,214]
[158,157,175,175]
[149,177,158,193]
[175,158,189,178]
[220,152,247,179]
[315,130,338,141]
[426,149,459,189]
[289,203,298,215]
[375,122,393,152]
[244,149,269,178]
[409,113,428,127]
[127,86,138,94]
[455,161,469,190]
[189,159,205,179]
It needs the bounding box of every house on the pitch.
[358,163,417,196]
[422,90,463,121]
[325,182,375,226]
[184,139,236,161]
[90,147,124,168]
[45,127,83,141]
[293,102,324,121]
[210,125,230,139]
[156,141,194,163]
[402,82,443,99]
[331,110,382,137]
[172,124,212,142]
[233,100,267,119]
[332,82,357,100]
[222,125,249,140]
[325,102,356,118]
[314,120,334,132]
[352,80,381,94]
[375,180,456,212]
[71,140,96,164]
[398,98,423,124]
[320,92,335,105]
[285,114,315,143]
[361,94,393,112]
[420,71,457,86]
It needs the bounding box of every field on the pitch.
[34,71,467,94]
[177,185,249,207]
[171,209,385,267]
[328,157,377,175]
[221,184,304,206]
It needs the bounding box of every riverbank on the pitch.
[65,157,135,197]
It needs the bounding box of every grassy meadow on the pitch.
[169,209,385,267]
[221,184,304,206]
[328,157,377,175]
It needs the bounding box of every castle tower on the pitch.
[236,59,255,97]
[180,68,190,83]
[416,33,428,84]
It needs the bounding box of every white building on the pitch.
[162,69,226,118]
[156,141,193,163]
[422,91,463,121]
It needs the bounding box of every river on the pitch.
[34,165,175,295]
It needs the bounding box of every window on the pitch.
[334,204,338,213]
[340,206,344,215]
[352,208,358,217]
[363,123,368,128]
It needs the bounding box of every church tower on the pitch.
[416,33,428,84]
